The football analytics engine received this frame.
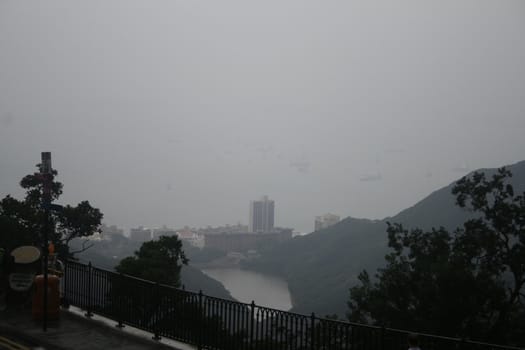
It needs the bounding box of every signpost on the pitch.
[40,152,52,332]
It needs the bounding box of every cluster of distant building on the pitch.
[248,195,341,233]
[100,196,341,252]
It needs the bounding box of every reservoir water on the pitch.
[202,268,292,311]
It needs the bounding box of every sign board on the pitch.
[9,273,35,291]
[11,246,40,264]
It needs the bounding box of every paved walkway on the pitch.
[0,306,195,350]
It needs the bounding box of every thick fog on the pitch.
[1,1,524,232]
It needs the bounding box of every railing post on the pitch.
[310,312,316,350]
[381,325,386,350]
[198,290,203,350]
[152,282,161,341]
[115,272,125,328]
[460,337,467,350]
[61,261,68,307]
[250,301,255,347]
[85,262,93,318]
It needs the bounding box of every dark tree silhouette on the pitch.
[115,235,188,287]
[0,164,103,257]
[348,168,525,346]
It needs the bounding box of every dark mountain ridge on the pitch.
[391,161,525,230]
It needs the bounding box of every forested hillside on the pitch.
[244,160,525,317]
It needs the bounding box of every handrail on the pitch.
[62,259,523,350]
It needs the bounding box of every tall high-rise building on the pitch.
[249,196,275,233]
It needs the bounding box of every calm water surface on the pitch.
[202,268,292,311]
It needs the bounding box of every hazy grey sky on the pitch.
[1,1,524,232]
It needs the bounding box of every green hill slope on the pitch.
[180,265,234,300]
[245,160,525,317]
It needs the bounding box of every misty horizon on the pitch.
[1,1,525,232]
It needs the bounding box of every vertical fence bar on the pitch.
[85,262,93,317]
[460,338,467,350]
[61,261,68,307]
[93,269,98,314]
[228,300,232,349]
[198,290,203,350]
[152,282,161,341]
[266,310,271,350]
[72,262,77,306]
[310,313,316,350]
[115,272,124,328]
[381,325,386,350]
[255,308,260,348]
[299,317,306,348]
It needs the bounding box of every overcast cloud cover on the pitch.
[1,1,524,232]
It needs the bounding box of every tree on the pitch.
[348,168,525,345]
[115,235,188,287]
[0,164,103,257]
[111,236,189,335]
[113,238,249,349]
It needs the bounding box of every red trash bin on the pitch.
[32,274,60,320]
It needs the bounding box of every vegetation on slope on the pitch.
[349,167,525,345]
[71,236,235,301]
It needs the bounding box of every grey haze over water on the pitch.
[1,1,525,232]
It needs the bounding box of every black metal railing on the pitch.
[62,260,522,350]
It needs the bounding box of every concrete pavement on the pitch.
[0,306,195,350]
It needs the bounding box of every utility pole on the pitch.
[40,152,53,332]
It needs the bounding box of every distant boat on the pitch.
[289,160,311,173]
[359,171,382,182]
